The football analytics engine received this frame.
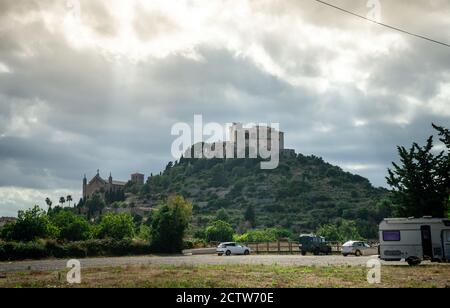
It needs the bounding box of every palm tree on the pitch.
[66,195,73,207]
[45,197,53,211]
[59,196,66,207]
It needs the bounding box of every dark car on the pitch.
[299,234,332,256]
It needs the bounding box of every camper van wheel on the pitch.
[301,251,307,256]
[407,258,421,266]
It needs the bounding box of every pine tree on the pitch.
[387,124,450,218]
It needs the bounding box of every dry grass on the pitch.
[1,264,450,288]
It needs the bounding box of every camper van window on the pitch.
[383,230,401,241]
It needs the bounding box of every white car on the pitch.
[217,242,251,256]
[342,241,378,257]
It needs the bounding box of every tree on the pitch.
[150,195,193,253]
[51,211,91,241]
[59,197,66,207]
[45,198,53,212]
[317,220,362,242]
[1,206,58,242]
[234,228,286,243]
[86,194,106,220]
[205,220,234,243]
[387,124,450,218]
[215,208,230,223]
[165,161,174,173]
[95,212,135,240]
[244,204,256,227]
[66,195,73,207]
[433,124,450,202]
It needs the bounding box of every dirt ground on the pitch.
[1,262,449,288]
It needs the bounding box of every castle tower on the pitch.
[131,173,145,185]
[109,172,113,184]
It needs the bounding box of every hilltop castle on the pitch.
[82,170,144,200]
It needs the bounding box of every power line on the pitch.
[313,0,450,48]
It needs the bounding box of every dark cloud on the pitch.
[0,0,449,215]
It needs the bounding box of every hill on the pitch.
[130,151,391,239]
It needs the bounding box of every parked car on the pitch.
[217,242,251,256]
[342,241,378,257]
[299,234,332,256]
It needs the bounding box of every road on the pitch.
[0,254,436,273]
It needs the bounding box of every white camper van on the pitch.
[379,217,450,266]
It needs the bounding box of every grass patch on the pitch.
[0,264,449,288]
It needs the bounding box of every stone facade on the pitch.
[229,123,285,154]
[131,173,145,185]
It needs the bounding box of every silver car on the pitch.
[217,242,251,256]
[342,241,378,257]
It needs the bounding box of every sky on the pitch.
[0,0,449,217]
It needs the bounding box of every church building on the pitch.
[82,170,144,200]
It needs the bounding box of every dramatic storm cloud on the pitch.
[0,0,449,216]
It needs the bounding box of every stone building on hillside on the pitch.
[131,173,145,185]
[82,170,144,200]
[229,123,285,153]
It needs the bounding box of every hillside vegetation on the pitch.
[136,152,391,239]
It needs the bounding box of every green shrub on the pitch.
[83,239,107,256]
[65,242,87,258]
[51,211,91,242]
[1,242,49,260]
[45,240,68,258]
[0,239,152,261]
[95,213,135,240]
[234,228,292,243]
[183,239,194,250]
[2,206,58,242]
[151,195,193,253]
[0,243,6,261]
[205,220,234,242]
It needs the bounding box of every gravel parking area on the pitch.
[0,254,436,273]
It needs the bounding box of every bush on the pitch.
[95,212,135,240]
[205,220,234,242]
[137,224,151,241]
[1,206,58,242]
[316,220,363,242]
[151,195,193,253]
[51,211,91,242]
[183,239,194,250]
[0,242,49,261]
[234,228,292,243]
[45,240,68,258]
[65,242,87,258]
[0,239,153,261]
